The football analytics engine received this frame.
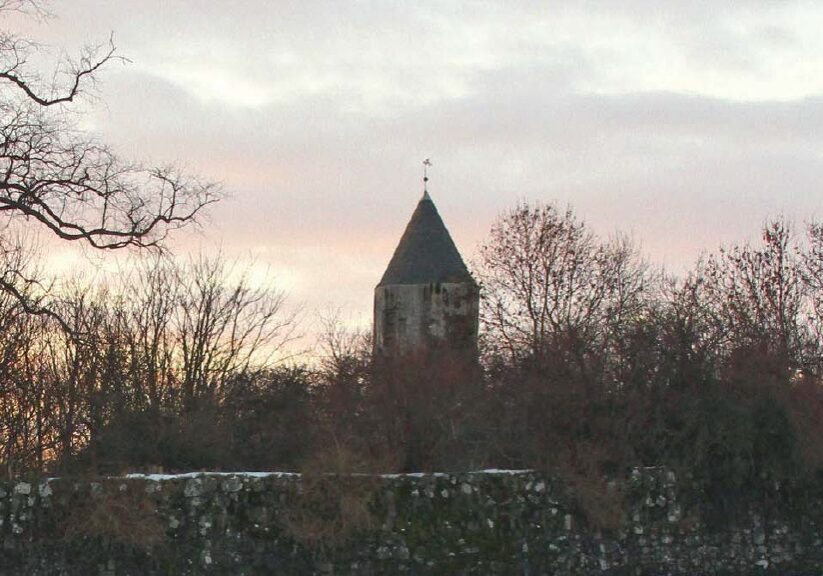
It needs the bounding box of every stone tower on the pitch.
[374,191,479,357]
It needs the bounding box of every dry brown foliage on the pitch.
[62,481,165,550]
[282,443,380,554]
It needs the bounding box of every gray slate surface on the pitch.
[378,193,474,286]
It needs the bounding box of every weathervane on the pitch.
[423,158,432,194]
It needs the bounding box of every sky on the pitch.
[6,1,823,332]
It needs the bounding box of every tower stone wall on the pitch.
[373,281,479,356]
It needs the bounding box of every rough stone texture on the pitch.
[1,469,823,575]
[373,282,479,356]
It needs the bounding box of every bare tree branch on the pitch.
[0,6,221,331]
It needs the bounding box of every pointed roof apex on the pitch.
[378,194,474,287]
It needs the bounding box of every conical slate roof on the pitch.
[378,192,475,286]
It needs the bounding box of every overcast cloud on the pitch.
[9,1,823,327]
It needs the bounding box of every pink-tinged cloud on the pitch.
[5,1,823,337]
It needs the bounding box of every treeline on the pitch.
[1,203,823,518]
[474,205,823,518]
[0,255,296,478]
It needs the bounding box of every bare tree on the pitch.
[476,201,649,373]
[0,3,219,318]
[690,219,805,368]
[801,222,823,374]
[317,309,371,384]
[313,310,372,445]
[0,247,41,476]
[174,254,298,405]
[118,255,178,411]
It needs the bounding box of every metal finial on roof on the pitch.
[422,158,431,200]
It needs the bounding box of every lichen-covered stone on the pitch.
[0,469,822,574]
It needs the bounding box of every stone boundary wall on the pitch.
[0,469,822,575]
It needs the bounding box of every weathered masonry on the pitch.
[373,191,479,357]
[2,469,823,575]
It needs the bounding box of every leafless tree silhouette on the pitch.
[0,2,219,323]
[476,201,650,372]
